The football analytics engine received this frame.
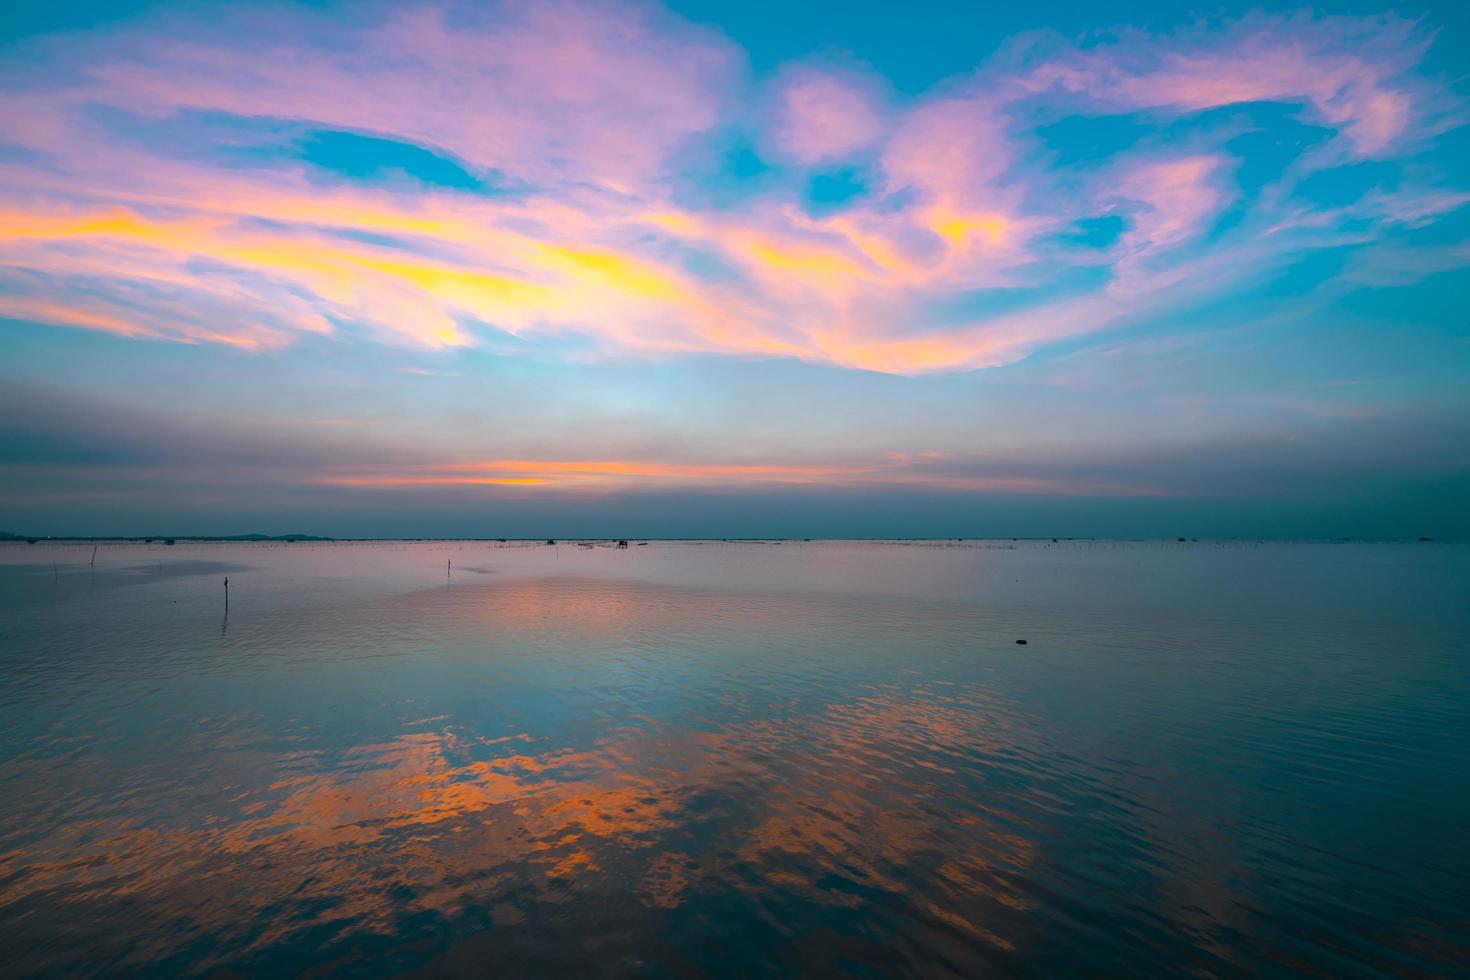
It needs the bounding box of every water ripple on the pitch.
[0,540,1466,976]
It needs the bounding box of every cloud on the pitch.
[1110,155,1232,256]
[4,376,1468,537]
[307,455,1166,497]
[74,1,738,188]
[1018,12,1451,158]
[0,2,1463,373]
[1337,240,1470,288]
[767,68,886,164]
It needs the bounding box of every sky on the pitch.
[1,0,1468,538]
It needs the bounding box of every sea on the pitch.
[1,539,1466,977]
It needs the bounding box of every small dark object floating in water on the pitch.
[1016,639,1028,645]
[164,539,176,546]
[546,539,556,545]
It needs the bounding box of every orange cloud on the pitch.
[307,455,1167,496]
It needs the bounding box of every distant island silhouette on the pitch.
[0,532,334,543]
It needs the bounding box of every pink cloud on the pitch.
[1022,12,1446,158]
[76,1,739,189]
[1110,155,1232,256]
[768,70,885,164]
[880,97,1014,206]
[0,3,1463,374]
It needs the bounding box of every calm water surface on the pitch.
[1,540,1467,977]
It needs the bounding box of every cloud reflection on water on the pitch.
[2,547,1465,976]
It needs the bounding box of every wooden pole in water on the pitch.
[224,576,229,611]
[91,545,97,567]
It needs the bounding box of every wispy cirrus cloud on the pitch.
[0,1,1463,373]
[1016,11,1450,158]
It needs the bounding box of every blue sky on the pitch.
[1,0,1467,537]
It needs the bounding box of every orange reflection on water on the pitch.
[0,577,1047,972]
